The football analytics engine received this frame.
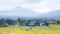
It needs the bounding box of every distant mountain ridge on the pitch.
[40,10,60,20]
[0,7,40,18]
[0,7,60,20]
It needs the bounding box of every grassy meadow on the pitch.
[0,25,60,34]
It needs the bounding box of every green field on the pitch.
[0,25,60,34]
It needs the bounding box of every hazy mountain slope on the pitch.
[40,10,60,20]
[0,7,40,18]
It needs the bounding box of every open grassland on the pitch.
[0,25,60,34]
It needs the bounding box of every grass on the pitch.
[0,25,60,34]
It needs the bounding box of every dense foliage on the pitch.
[0,17,59,27]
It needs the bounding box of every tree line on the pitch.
[0,17,60,27]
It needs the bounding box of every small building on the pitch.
[39,22,49,26]
[28,21,36,26]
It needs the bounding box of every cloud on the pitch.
[18,0,60,14]
[22,0,41,3]
[0,0,60,14]
[0,0,41,11]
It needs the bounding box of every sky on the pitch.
[0,0,60,14]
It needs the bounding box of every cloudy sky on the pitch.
[0,0,60,14]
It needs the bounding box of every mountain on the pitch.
[0,7,60,20]
[40,10,60,20]
[0,7,40,19]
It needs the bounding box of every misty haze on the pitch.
[0,0,60,34]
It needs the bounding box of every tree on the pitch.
[18,17,24,26]
[44,20,49,26]
[0,18,8,27]
[35,20,40,26]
